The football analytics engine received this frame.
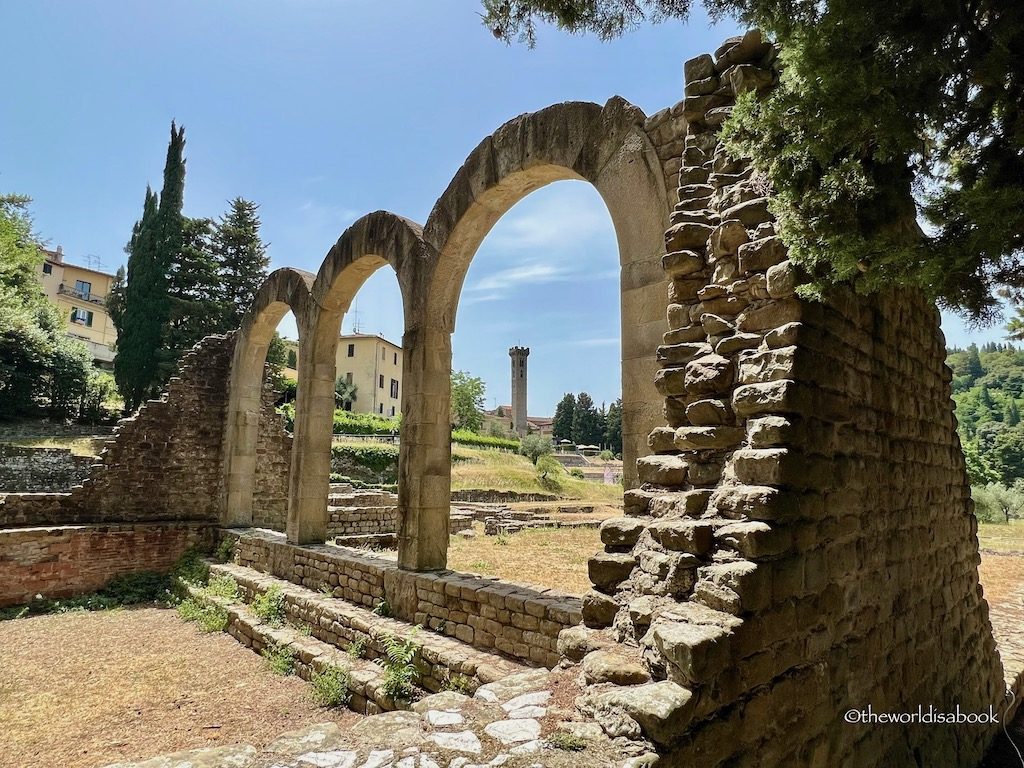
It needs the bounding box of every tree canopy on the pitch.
[451,370,487,432]
[483,0,1024,324]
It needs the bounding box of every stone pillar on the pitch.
[509,346,529,437]
[286,310,340,545]
[397,324,452,571]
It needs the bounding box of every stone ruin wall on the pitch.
[578,31,1009,767]
[0,444,95,493]
[252,376,292,532]
[0,332,291,605]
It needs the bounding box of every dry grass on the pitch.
[978,519,1024,553]
[447,523,602,595]
[0,607,357,768]
[978,551,1024,603]
[6,436,106,456]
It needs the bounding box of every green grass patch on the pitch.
[311,664,352,707]
[451,429,518,451]
[262,642,297,675]
[546,731,588,751]
[252,585,287,627]
[176,597,229,632]
[379,631,419,701]
[204,575,240,601]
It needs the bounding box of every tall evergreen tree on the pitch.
[966,344,984,382]
[571,392,602,445]
[114,187,165,410]
[551,393,576,441]
[604,398,623,455]
[165,216,221,363]
[214,197,269,330]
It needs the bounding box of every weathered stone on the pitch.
[266,723,351,755]
[473,669,551,704]
[684,355,735,395]
[700,313,732,336]
[648,519,716,555]
[429,731,482,754]
[766,260,796,298]
[649,489,712,518]
[583,648,652,686]
[588,553,637,590]
[710,485,800,522]
[654,366,688,398]
[722,198,771,228]
[732,380,807,417]
[737,300,802,332]
[738,236,787,273]
[738,346,797,384]
[685,398,732,426]
[582,590,619,628]
[600,517,646,548]
[685,75,720,96]
[684,53,716,82]
[648,426,679,453]
[709,220,749,260]
[663,324,706,345]
[411,691,470,714]
[657,342,712,365]
[724,64,774,94]
[715,332,762,356]
[665,222,714,252]
[557,625,611,661]
[674,426,745,450]
[716,520,793,558]
[636,454,688,485]
[662,250,704,277]
[596,681,697,746]
[654,620,733,684]
[715,29,772,68]
[484,718,541,745]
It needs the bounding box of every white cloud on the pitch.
[469,262,573,292]
[482,182,615,252]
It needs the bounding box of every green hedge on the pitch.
[451,429,519,450]
[331,443,399,472]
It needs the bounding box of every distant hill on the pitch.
[947,343,1024,485]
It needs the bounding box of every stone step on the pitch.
[185,584,404,716]
[210,562,532,694]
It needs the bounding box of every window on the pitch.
[393,352,398,365]
[42,263,52,275]
[379,403,384,414]
[390,406,396,417]
[344,401,353,412]
[347,343,355,357]
[390,379,399,399]
[70,307,93,327]
[379,374,384,388]
[345,372,353,384]
[74,279,92,297]
[381,347,386,360]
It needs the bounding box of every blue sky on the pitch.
[0,2,1008,416]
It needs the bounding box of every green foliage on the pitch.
[487,1,1024,323]
[171,548,210,586]
[252,585,287,627]
[495,531,511,546]
[551,393,576,441]
[335,377,359,409]
[569,467,585,479]
[372,598,392,618]
[951,344,1024,484]
[311,664,352,707]
[451,370,486,432]
[379,632,419,701]
[332,443,400,473]
[452,429,519,450]
[603,398,623,455]
[972,482,1024,524]
[177,597,229,632]
[262,642,297,675]
[215,538,235,563]
[347,637,368,659]
[546,731,588,752]
[571,392,603,446]
[441,671,475,694]
[214,197,270,330]
[519,434,554,464]
[204,575,240,601]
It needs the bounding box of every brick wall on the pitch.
[579,31,1009,767]
[0,523,214,607]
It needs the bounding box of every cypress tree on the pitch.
[571,392,602,445]
[165,216,221,363]
[214,197,269,330]
[115,187,163,411]
[604,398,623,455]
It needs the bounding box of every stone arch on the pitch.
[222,267,315,530]
[422,97,670,484]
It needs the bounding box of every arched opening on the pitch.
[397,99,670,571]
[442,181,625,592]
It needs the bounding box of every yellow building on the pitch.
[38,247,117,368]
[284,333,402,418]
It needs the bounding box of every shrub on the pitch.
[215,538,235,563]
[205,575,239,601]
[252,585,287,627]
[441,672,474,694]
[176,597,229,632]
[372,599,392,618]
[171,548,210,586]
[379,632,419,700]
[331,444,399,473]
[311,664,352,707]
[519,434,554,464]
[569,468,585,479]
[347,637,368,659]
[599,450,614,461]
[262,642,297,675]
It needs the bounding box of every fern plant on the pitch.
[379,631,419,700]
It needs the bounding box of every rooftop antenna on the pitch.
[350,301,362,334]
[83,254,106,272]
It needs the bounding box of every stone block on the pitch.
[600,517,647,548]
[648,519,716,555]
[588,553,637,591]
[596,681,696,746]
[674,425,745,450]
[582,590,619,628]
[684,354,735,395]
[654,620,733,684]
[636,455,688,486]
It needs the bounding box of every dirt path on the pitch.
[0,607,358,768]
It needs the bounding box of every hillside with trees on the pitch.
[949,343,1024,523]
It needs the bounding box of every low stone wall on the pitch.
[0,522,214,607]
[229,528,581,668]
[0,444,96,492]
[450,490,558,504]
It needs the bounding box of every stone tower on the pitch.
[509,346,529,437]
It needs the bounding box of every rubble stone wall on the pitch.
[578,30,1008,767]
[252,379,292,532]
[231,528,582,668]
[0,444,95,492]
